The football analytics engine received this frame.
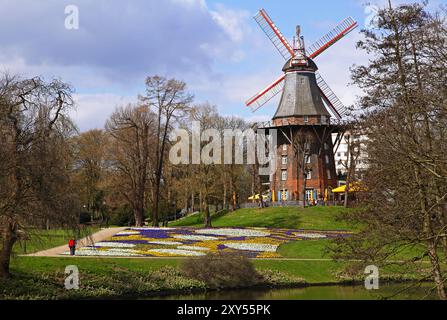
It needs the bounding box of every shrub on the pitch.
[180,252,261,289]
[79,211,91,224]
[109,206,135,226]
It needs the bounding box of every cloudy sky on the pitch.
[0,0,443,131]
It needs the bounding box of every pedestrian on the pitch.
[68,238,76,256]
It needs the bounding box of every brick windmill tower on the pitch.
[246,9,358,204]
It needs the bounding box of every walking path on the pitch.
[27,227,127,257]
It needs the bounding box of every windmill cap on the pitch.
[282,57,318,73]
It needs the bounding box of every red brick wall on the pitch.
[271,126,338,201]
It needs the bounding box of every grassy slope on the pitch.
[170,206,356,231]
[9,256,340,285]
[13,227,100,254]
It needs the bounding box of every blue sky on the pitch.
[0,0,443,131]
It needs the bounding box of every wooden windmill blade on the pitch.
[254,9,295,60]
[307,17,358,59]
[245,75,285,112]
[316,72,348,119]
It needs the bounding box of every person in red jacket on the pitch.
[68,239,76,256]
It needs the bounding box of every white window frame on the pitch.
[306,170,312,180]
[282,156,288,165]
[306,155,311,164]
[305,189,313,201]
[281,170,287,181]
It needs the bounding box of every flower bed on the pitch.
[63,227,351,258]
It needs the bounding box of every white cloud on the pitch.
[210,4,250,42]
[71,93,136,131]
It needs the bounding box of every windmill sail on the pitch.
[307,17,358,59]
[254,9,295,60]
[316,72,348,119]
[245,75,285,112]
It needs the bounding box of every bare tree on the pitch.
[105,104,156,227]
[140,76,193,227]
[0,74,78,278]
[72,129,108,223]
[333,2,447,299]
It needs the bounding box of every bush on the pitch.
[79,211,92,224]
[109,206,135,226]
[180,252,261,289]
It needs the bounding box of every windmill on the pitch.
[247,9,358,204]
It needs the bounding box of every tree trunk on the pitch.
[204,200,212,228]
[199,191,203,212]
[233,191,238,210]
[223,183,227,210]
[344,135,352,208]
[0,222,18,279]
[427,240,447,300]
[152,182,160,227]
[134,207,143,227]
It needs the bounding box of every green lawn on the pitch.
[278,240,330,259]
[8,256,344,289]
[13,227,100,254]
[170,206,356,231]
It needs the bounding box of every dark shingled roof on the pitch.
[273,58,330,119]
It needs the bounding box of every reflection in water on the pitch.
[145,283,438,300]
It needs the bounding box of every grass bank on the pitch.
[1,255,427,299]
[3,256,307,299]
[170,206,356,231]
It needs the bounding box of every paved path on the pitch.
[27,227,127,257]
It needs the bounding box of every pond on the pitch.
[145,283,438,300]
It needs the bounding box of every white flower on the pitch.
[147,249,206,256]
[131,227,176,231]
[177,245,210,251]
[173,235,219,241]
[62,248,142,257]
[195,228,270,237]
[294,233,327,239]
[115,231,141,236]
[224,243,278,252]
[147,241,183,246]
[94,242,136,248]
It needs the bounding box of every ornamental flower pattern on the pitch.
[64,227,352,258]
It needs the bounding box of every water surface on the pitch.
[145,283,438,300]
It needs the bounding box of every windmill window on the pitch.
[306,155,311,164]
[282,156,288,165]
[304,115,309,123]
[281,170,287,181]
[306,170,312,180]
[282,144,288,152]
[325,155,330,164]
